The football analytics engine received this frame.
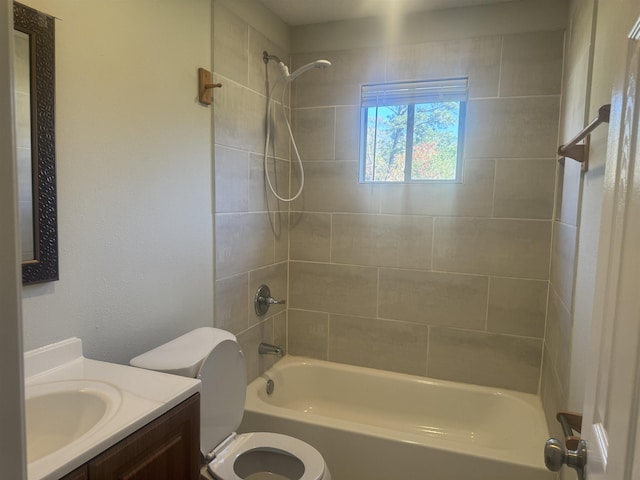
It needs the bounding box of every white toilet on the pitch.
[130,327,331,480]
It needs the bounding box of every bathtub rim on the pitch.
[244,355,550,471]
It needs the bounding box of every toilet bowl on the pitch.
[207,432,325,480]
[130,328,330,480]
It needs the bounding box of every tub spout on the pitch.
[259,342,284,357]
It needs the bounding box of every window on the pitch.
[359,78,468,183]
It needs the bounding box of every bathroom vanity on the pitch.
[24,338,201,480]
[59,394,199,480]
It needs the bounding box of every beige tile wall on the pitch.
[212,1,290,382]
[211,2,567,394]
[287,28,564,393]
[541,0,594,441]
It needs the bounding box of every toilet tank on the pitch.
[130,327,247,453]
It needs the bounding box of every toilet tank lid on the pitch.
[130,327,237,378]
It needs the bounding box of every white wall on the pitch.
[0,0,26,476]
[291,0,568,52]
[19,0,214,364]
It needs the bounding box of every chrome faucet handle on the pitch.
[264,296,286,305]
[254,284,286,316]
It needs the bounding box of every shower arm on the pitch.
[263,51,291,80]
[263,51,283,64]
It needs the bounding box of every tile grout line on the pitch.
[485,276,491,332]
[376,267,380,319]
[326,312,331,361]
[329,213,333,264]
[430,217,436,271]
[491,159,497,218]
[425,325,431,377]
[497,35,504,98]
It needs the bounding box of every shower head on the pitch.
[280,59,331,82]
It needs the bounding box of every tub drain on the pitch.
[266,379,275,395]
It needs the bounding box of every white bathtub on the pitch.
[239,356,553,480]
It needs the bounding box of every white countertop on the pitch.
[24,338,200,480]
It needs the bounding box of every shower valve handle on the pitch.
[254,284,286,316]
[262,296,285,305]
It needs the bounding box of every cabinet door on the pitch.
[89,394,200,480]
[59,465,88,480]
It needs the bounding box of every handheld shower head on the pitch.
[262,54,332,202]
[284,59,331,82]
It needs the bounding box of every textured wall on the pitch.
[287,23,564,393]
[212,0,291,382]
[20,0,214,365]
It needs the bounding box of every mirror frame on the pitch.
[14,2,58,285]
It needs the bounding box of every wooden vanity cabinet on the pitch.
[59,393,200,480]
[59,465,88,480]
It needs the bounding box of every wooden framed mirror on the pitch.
[13,2,58,285]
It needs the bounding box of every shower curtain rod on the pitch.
[557,103,610,172]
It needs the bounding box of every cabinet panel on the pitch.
[59,465,88,480]
[89,394,200,480]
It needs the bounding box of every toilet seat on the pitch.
[130,329,329,480]
[208,432,326,480]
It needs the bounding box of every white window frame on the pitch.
[359,77,468,184]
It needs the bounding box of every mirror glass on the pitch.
[14,2,58,285]
[14,29,34,261]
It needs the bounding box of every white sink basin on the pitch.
[24,338,200,480]
[25,380,122,462]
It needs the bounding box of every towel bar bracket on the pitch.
[558,104,610,172]
[558,136,590,172]
[556,410,583,450]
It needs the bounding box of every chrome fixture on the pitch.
[254,284,286,316]
[258,342,284,357]
[266,378,275,395]
[263,51,284,64]
[544,411,587,479]
[544,438,587,480]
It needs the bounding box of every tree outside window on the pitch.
[360,78,467,183]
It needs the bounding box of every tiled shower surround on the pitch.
[212,0,565,394]
[212,1,290,381]
[541,0,596,440]
[286,30,563,394]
